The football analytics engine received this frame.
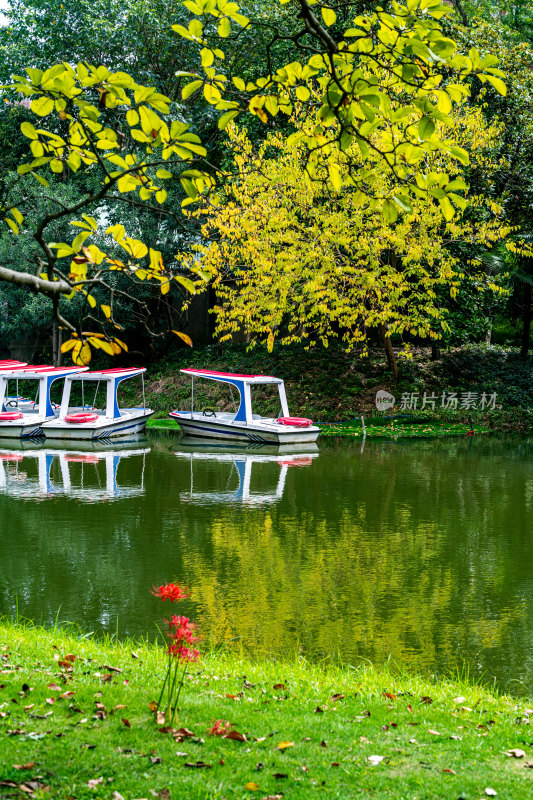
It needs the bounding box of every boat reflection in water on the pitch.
[174,440,319,506]
[0,438,150,502]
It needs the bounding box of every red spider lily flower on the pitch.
[167,644,200,662]
[166,615,199,645]
[151,583,189,602]
[208,720,231,736]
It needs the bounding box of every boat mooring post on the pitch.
[191,376,194,418]
[361,415,366,437]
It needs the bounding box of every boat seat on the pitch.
[277,416,313,427]
[0,411,23,421]
[64,412,99,423]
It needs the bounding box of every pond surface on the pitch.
[1,433,532,693]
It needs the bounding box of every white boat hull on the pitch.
[170,412,320,444]
[0,415,54,439]
[42,410,153,440]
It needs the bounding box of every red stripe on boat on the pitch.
[182,368,270,379]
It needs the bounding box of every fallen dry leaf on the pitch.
[272,773,287,779]
[184,761,211,769]
[224,730,246,742]
[331,693,345,702]
[19,781,49,794]
[428,730,441,736]
[277,741,294,750]
[121,718,131,728]
[63,654,77,663]
[13,764,35,770]
[272,684,285,691]
[156,711,165,726]
[314,706,324,713]
[57,691,75,699]
[88,777,104,788]
[407,704,414,713]
[485,789,497,797]
[174,727,194,741]
[443,768,456,774]
[506,748,526,758]
[244,782,260,791]
[383,692,397,701]
[113,793,125,800]
[420,696,433,705]
[148,701,158,713]
[368,755,385,765]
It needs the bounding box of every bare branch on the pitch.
[0,265,71,294]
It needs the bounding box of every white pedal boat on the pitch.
[170,368,320,445]
[0,360,39,411]
[42,367,153,440]
[0,364,88,438]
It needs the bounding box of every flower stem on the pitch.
[172,663,189,724]
[156,659,171,712]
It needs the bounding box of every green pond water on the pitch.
[1,433,532,692]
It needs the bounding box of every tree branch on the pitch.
[0,265,71,294]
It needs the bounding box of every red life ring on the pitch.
[0,411,23,421]
[64,412,99,424]
[277,416,313,427]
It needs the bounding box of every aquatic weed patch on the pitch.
[1,621,533,799]
[321,421,491,438]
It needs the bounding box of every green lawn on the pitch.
[1,621,532,798]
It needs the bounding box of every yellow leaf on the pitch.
[89,337,115,355]
[243,783,259,791]
[160,280,170,295]
[72,341,91,366]
[31,96,54,116]
[277,741,294,750]
[172,330,193,347]
[101,304,112,319]
[321,7,336,26]
[60,338,77,353]
[113,337,128,352]
[149,248,163,273]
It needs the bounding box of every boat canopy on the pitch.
[0,360,27,369]
[0,366,88,417]
[59,367,146,421]
[180,367,289,424]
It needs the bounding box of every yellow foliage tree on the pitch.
[181,105,509,378]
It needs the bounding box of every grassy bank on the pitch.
[122,343,532,435]
[1,621,533,799]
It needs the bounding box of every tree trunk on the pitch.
[451,0,469,26]
[520,282,532,357]
[381,323,399,383]
[52,303,63,367]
